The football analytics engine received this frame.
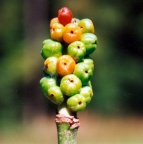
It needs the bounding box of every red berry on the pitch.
[58,7,73,26]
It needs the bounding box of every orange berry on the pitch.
[63,23,82,44]
[50,23,64,41]
[57,55,76,76]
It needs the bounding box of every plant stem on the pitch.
[56,121,78,144]
[55,107,80,144]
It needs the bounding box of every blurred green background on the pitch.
[0,0,143,143]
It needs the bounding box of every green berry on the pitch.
[40,77,57,96]
[83,58,94,71]
[80,33,97,55]
[48,86,64,105]
[41,39,63,59]
[67,41,86,63]
[60,74,82,96]
[73,62,93,86]
[67,94,86,112]
[80,86,93,103]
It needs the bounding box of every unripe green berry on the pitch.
[80,33,97,55]
[60,74,82,96]
[40,77,57,96]
[41,39,63,59]
[67,94,86,112]
[83,58,94,71]
[67,41,86,63]
[80,86,93,103]
[48,86,64,105]
[73,62,93,86]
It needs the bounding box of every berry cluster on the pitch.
[40,7,97,112]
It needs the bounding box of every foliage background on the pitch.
[0,0,143,143]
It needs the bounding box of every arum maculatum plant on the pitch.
[40,7,97,144]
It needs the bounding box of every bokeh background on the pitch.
[0,0,143,143]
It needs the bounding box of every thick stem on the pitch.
[56,121,78,144]
[55,107,80,144]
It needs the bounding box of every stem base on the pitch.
[55,113,80,144]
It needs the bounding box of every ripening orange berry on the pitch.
[63,23,82,44]
[57,55,76,76]
[50,23,64,41]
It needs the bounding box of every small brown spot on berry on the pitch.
[69,79,74,83]
[78,101,82,105]
[50,94,54,97]
[85,70,88,73]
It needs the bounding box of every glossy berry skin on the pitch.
[60,74,82,97]
[58,7,73,26]
[67,41,86,63]
[41,39,63,59]
[83,58,94,71]
[48,86,64,105]
[40,77,57,96]
[80,86,93,103]
[67,94,86,112]
[71,18,80,25]
[57,55,76,76]
[73,62,93,86]
[63,23,82,44]
[78,18,94,34]
[50,23,64,42]
[50,17,59,28]
[44,56,58,76]
[80,33,97,55]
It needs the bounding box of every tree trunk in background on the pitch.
[24,0,49,41]
[22,0,55,121]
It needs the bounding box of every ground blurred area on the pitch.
[1,112,143,144]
